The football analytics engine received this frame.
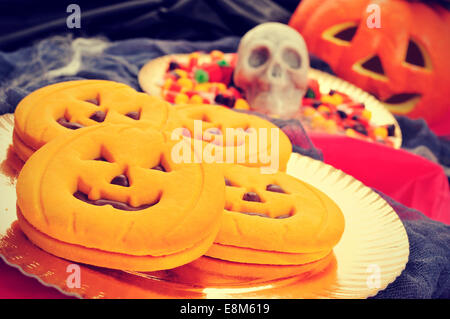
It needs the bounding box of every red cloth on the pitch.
[429,106,450,136]
[310,133,450,225]
[0,258,71,299]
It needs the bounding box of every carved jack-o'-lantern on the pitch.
[289,0,450,134]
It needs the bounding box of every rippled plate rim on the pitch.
[0,113,408,298]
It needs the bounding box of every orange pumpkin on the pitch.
[289,0,450,134]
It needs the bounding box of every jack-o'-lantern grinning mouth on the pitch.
[380,93,422,114]
[237,206,294,219]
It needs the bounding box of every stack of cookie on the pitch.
[13,80,344,273]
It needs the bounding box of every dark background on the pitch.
[0,0,301,52]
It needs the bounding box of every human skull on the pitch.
[234,22,309,118]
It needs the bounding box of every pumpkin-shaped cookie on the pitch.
[165,103,292,172]
[177,253,335,285]
[13,80,171,161]
[16,124,225,271]
[206,164,345,265]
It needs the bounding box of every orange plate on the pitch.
[0,113,408,298]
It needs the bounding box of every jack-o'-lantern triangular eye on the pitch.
[361,55,384,75]
[352,55,388,81]
[322,22,358,46]
[403,39,432,70]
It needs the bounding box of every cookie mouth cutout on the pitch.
[73,190,160,211]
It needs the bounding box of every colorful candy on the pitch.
[161,50,242,108]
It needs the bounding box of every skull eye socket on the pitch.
[282,48,301,69]
[322,22,358,46]
[404,39,432,70]
[248,46,270,68]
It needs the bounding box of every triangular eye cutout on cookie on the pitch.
[322,22,358,46]
[110,174,130,187]
[84,94,101,106]
[90,110,107,123]
[352,55,388,81]
[242,191,263,203]
[151,154,170,172]
[56,116,84,130]
[403,39,432,70]
[225,178,239,187]
[266,184,286,194]
[125,110,141,120]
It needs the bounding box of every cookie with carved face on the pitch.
[206,164,345,265]
[166,103,292,172]
[13,80,171,162]
[16,124,225,271]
